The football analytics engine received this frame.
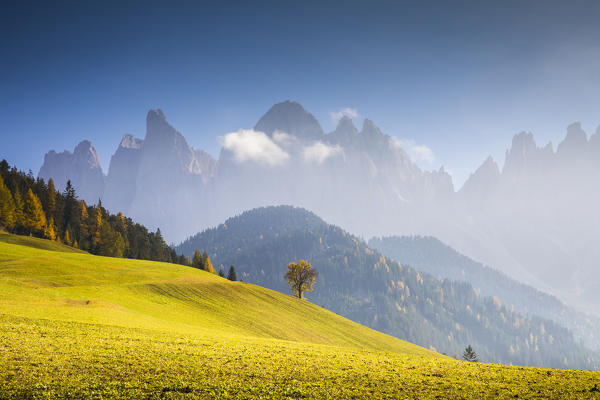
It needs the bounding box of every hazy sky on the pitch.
[2,0,600,187]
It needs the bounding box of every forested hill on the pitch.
[0,160,186,264]
[177,206,599,369]
[368,235,600,351]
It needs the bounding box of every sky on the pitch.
[2,0,600,187]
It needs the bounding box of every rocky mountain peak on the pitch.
[557,122,588,158]
[503,131,541,174]
[147,109,167,122]
[38,140,105,203]
[361,119,380,134]
[460,156,500,196]
[334,116,358,135]
[119,134,143,149]
[254,100,324,139]
[72,140,102,168]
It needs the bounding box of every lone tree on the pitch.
[462,345,478,362]
[285,259,317,299]
[227,265,237,281]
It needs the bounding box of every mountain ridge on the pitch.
[175,205,599,369]
[36,101,600,315]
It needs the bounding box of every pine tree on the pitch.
[0,176,16,230]
[62,180,79,235]
[22,189,47,235]
[462,345,478,362]
[227,265,237,281]
[218,267,225,277]
[97,224,125,257]
[91,199,103,249]
[192,249,203,269]
[46,178,57,220]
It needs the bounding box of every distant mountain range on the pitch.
[368,236,600,351]
[175,205,598,369]
[36,101,600,314]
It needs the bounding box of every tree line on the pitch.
[0,160,186,263]
[176,205,600,369]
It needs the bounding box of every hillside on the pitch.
[0,232,429,354]
[177,206,600,369]
[2,233,600,399]
[368,235,600,351]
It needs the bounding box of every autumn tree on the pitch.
[191,249,216,273]
[202,250,216,273]
[78,200,90,249]
[462,345,478,362]
[285,259,317,299]
[22,189,47,235]
[44,217,56,241]
[64,229,72,245]
[12,189,24,231]
[0,176,16,230]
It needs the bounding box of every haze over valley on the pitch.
[37,101,600,316]
[3,2,600,397]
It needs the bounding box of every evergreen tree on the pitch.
[97,224,125,257]
[91,199,103,249]
[227,265,237,281]
[218,267,225,277]
[46,178,57,220]
[462,345,478,362]
[0,176,16,230]
[62,180,79,235]
[0,160,188,267]
[192,249,203,269]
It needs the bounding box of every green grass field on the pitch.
[1,232,599,399]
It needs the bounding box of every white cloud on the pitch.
[393,138,435,165]
[303,141,343,164]
[330,107,359,122]
[272,130,298,148]
[221,129,289,166]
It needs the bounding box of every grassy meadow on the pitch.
[0,232,599,399]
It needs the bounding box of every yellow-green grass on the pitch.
[0,232,430,352]
[0,233,599,399]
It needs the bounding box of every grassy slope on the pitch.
[1,233,599,399]
[0,232,430,354]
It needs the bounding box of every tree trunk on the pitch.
[297,287,302,299]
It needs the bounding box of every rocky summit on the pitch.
[37,101,600,315]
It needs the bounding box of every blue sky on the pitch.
[2,0,600,187]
